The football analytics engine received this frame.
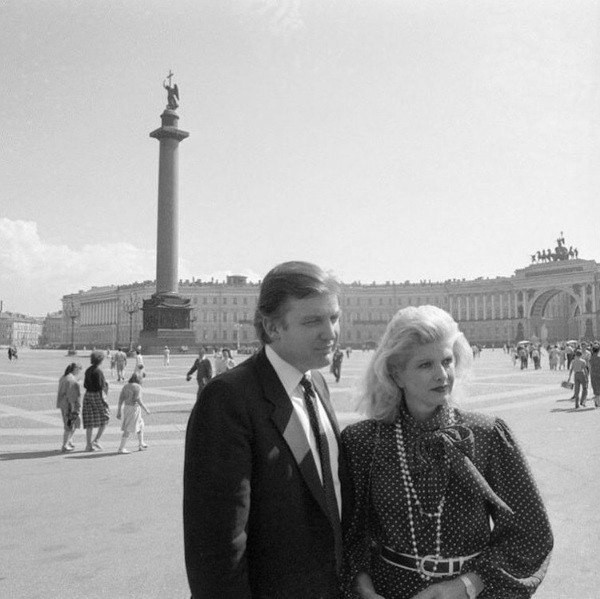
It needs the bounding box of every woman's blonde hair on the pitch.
[358,305,473,423]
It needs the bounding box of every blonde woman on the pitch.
[342,306,552,599]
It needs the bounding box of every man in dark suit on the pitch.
[186,347,213,400]
[184,261,348,598]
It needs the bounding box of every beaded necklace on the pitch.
[395,408,454,581]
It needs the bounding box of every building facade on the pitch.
[40,311,65,347]
[0,312,44,347]
[61,255,600,351]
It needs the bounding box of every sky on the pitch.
[2,0,600,316]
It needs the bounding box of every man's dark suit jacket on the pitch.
[183,347,349,599]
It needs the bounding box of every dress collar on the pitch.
[397,400,455,432]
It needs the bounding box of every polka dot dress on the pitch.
[341,405,553,599]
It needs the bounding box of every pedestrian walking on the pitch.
[114,348,127,381]
[109,348,116,378]
[518,346,528,369]
[548,345,559,370]
[134,347,145,379]
[163,345,171,367]
[116,372,151,453]
[186,347,213,400]
[590,344,600,408]
[558,345,566,370]
[56,362,82,452]
[331,347,344,382]
[82,350,110,451]
[531,346,541,370]
[568,349,589,408]
[220,348,235,371]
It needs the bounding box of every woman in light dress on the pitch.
[116,372,151,454]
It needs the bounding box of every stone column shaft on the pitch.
[150,111,189,296]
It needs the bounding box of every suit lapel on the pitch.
[254,350,331,521]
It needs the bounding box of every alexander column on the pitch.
[139,72,196,353]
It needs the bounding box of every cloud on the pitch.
[0,219,156,316]
[0,219,264,317]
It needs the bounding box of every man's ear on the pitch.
[263,317,280,342]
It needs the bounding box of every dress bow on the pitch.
[417,424,513,516]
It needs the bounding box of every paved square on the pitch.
[1,349,598,598]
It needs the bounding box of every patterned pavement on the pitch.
[1,348,598,598]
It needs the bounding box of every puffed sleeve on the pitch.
[470,418,553,598]
[341,420,379,598]
[183,378,253,599]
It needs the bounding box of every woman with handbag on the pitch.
[82,350,110,451]
[342,305,553,599]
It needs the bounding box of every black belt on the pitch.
[376,544,481,578]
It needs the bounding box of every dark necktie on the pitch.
[300,375,342,570]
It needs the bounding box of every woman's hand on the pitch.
[412,572,484,599]
[410,578,468,599]
[355,572,387,599]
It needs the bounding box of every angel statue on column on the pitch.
[163,70,179,110]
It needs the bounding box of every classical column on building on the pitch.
[139,73,196,354]
[483,295,488,320]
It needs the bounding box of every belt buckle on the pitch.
[418,555,442,577]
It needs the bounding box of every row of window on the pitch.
[192,296,256,306]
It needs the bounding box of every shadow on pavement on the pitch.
[0,449,63,461]
[65,452,122,459]
[550,406,596,413]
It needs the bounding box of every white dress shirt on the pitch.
[265,344,341,516]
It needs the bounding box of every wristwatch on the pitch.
[459,574,477,599]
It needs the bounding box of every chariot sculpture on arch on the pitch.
[163,70,180,110]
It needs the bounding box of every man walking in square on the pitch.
[186,347,212,400]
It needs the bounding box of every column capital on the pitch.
[150,109,189,141]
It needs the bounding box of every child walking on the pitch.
[116,372,151,454]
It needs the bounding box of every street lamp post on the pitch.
[234,322,242,352]
[122,293,142,354]
[64,301,81,356]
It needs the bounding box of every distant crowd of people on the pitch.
[504,340,600,409]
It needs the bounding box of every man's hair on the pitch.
[90,350,105,366]
[254,261,340,345]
